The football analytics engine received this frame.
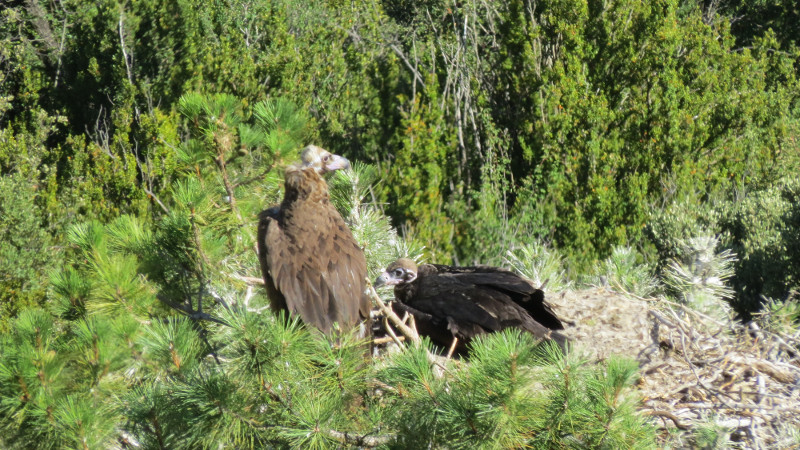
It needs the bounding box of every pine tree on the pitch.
[0,94,656,448]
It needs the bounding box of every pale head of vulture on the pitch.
[282,145,351,202]
[374,258,418,286]
[299,145,351,174]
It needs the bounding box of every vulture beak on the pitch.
[325,154,351,173]
[373,272,395,287]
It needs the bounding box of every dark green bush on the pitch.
[0,171,55,331]
[718,178,800,316]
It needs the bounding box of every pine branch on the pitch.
[213,152,243,225]
[325,429,394,447]
[156,294,229,326]
[232,165,277,189]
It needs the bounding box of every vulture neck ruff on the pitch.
[282,166,330,206]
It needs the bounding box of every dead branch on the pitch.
[325,429,393,448]
[367,283,420,346]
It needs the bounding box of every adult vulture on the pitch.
[257,145,370,336]
[374,258,568,355]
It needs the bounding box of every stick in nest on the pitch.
[642,410,690,430]
[367,282,421,346]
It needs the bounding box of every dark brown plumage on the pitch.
[374,258,568,354]
[257,145,370,335]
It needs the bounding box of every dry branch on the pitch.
[367,283,421,346]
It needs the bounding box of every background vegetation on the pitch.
[1,0,799,447]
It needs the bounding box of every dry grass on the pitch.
[550,287,800,448]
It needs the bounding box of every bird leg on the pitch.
[446,337,459,359]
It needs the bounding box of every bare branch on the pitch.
[367,283,421,346]
[118,5,134,84]
[325,429,393,448]
[388,43,427,90]
[143,186,170,214]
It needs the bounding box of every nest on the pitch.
[638,306,800,447]
[551,288,800,448]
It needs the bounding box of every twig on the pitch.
[325,429,393,448]
[367,283,420,345]
[156,294,230,326]
[676,401,800,413]
[388,42,427,89]
[374,335,405,346]
[231,165,277,189]
[118,6,134,84]
[648,310,679,329]
[381,316,405,347]
[143,186,170,214]
[642,409,690,430]
[207,288,232,311]
[230,274,266,286]
[652,297,730,328]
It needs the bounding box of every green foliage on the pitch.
[0,309,126,449]
[0,171,54,330]
[505,242,571,292]
[691,414,732,450]
[378,331,656,449]
[502,0,798,267]
[2,0,800,446]
[1,95,658,446]
[649,178,800,316]
[141,318,207,377]
[717,0,800,50]
[754,296,800,335]
[661,235,737,320]
[4,0,799,269]
[717,178,800,315]
[329,162,425,277]
[384,88,457,262]
[591,246,659,298]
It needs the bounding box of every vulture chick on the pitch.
[375,258,567,354]
[257,145,370,335]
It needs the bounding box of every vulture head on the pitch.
[299,145,351,174]
[374,258,418,286]
[283,145,351,202]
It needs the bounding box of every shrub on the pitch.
[661,235,736,321]
[0,171,55,331]
[648,178,800,317]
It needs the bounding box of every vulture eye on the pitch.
[393,268,405,277]
[322,154,331,162]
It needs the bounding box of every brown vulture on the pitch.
[257,145,370,336]
[374,258,568,354]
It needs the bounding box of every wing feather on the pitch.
[429,266,563,330]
